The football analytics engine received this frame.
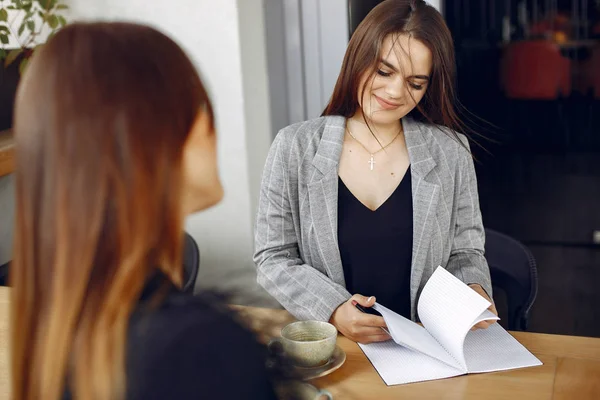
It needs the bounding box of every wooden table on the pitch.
[235,306,600,400]
[0,130,15,178]
[1,290,599,399]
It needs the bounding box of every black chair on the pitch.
[485,228,538,331]
[0,261,8,286]
[182,231,200,294]
[0,233,200,291]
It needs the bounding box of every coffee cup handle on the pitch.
[268,337,283,355]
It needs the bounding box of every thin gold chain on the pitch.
[346,127,401,156]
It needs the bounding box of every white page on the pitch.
[373,303,459,369]
[472,309,500,326]
[417,267,493,370]
[359,340,464,385]
[464,323,542,373]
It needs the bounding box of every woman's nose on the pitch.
[384,77,405,99]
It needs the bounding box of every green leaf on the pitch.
[6,6,17,11]
[0,25,9,33]
[38,11,45,20]
[0,9,8,22]
[18,57,29,75]
[56,4,68,10]
[22,2,32,12]
[18,22,25,36]
[47,14,58,29]
[4,48,22,67]
[0,33,8,44]
[0,49,6,59]
[39,0,55,11]
[58,15,66,27]
[26,20,34,32]
[23,11,33,20]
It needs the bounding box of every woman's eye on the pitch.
[409,83,424,90]
[377,69,392,77]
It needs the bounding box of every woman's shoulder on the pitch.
[411,119,471,160]
[274,115,344,149]
[129,291,257,346]
[126,292,276,398]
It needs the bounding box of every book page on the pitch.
[359,340,464,385]
[417,267,493,370]
[464,323,542,373]
[472,309,500,326]
[373,303,459,369]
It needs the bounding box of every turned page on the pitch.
[372,303,459,369]
[417,267,497,370]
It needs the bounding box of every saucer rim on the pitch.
[291,345,346,381]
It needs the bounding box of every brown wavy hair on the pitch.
[323,0,474,147]
[11,22,214,399]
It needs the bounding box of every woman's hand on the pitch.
[329,294,391,344]
[468,284,498,330]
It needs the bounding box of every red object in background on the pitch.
[500,40,571,99]
[529,13,572,38]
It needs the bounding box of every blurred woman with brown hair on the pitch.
[254,0,497,344]
[11,22,277,400]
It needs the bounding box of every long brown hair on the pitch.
[11,22,214,400]
[323,0,474,146]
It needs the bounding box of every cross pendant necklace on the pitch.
[368,154,376,171]
[347,127,401,171]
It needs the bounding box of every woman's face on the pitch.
[357,34,433,126]
[181,109,224,214]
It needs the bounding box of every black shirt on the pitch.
[337,169,413,318]
[63,284,277,399]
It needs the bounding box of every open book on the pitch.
[359,266,542,385]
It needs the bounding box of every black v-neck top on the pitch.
[337,169,413,318]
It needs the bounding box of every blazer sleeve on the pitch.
[445,139,493,299]
[253,132,351,322]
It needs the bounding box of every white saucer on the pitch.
[291,345,346,381]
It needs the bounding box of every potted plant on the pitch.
[0,0,68,131]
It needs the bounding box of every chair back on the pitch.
[0,233,201,291]
[485,228,538,331]
[500,40,571,99]
[0,262,8,286]
[582,45,600,99]
[182,232,200,293]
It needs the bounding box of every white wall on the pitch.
[264,0,349,133]
[301,0,349,119]
[429,0,442,13]
[66,0,275,303]
[237,0,272,219]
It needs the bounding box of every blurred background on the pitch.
[0,0,598,337]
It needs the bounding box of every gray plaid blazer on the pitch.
[253,115,492,322]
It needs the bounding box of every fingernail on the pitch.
[351,300,357,306]
[367,296,373,303]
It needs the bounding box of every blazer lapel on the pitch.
[403,117,439,313]
[307,116,346,286]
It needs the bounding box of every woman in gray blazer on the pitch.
[254,0,496,344]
